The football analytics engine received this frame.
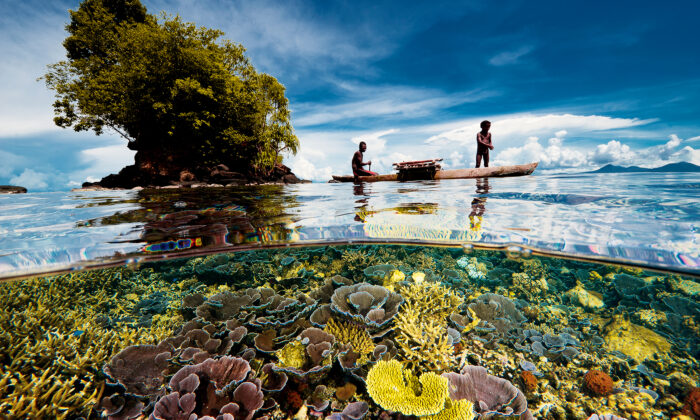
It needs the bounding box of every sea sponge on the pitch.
[584,369,613,396]
[683,387,700,418]
[366,360,449,416]
[520,371,537,392]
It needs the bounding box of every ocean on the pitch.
[0,172,698,419]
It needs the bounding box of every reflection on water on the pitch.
[0,244,697,418]
[0,173,699,277]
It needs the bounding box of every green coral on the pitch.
[366,360,449,416]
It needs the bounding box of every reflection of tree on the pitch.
[76,186,301,252]
[469,178,490,231]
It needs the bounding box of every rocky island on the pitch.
[44,0,304,190]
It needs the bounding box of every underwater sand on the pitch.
[1,244,698,419]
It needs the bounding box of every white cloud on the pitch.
[427,113,654,145]
[287,155,332,181]
[493,133,700,170]
[489,45,534,66]
[67,142,136,187]
[687,135,700,142]
[0,149,25,178]
[589,140,634,165]
[9,169,49,190]
[350,129,398,154]
[293,86,498,127]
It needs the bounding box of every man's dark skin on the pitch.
[476,120,494,168]
[352,141,377,181]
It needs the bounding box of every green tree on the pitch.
[44,0,298,181]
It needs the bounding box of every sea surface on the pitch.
[0,172,698,278]
[0,172,699,419]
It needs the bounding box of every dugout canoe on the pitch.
[331,162,538,183]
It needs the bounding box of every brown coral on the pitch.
[583,369,613,396]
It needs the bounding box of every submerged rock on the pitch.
[565,282,605,309]
[602,315,671,363]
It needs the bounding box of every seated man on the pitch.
[352,141,378,180]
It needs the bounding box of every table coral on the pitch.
[366,360,449,416]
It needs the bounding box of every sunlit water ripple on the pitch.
[0,172,698,277]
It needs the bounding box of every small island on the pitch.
[587,161,700,174]
[0,185,27,194]
[43,0,304,189]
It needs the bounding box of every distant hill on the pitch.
[587,161,700,173]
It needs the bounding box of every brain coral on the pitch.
[366,360,448,416]
[584,369,613,396]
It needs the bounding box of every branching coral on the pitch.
[366,360,449,416]
[0,267,185,419]
[394,282,463,372]
[398,282,463,323]
[394,303,454,372]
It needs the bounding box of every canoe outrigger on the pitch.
[331,159,538,182]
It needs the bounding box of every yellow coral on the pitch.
[383,269,405,290]
[366,360,448,416]
[394,304,453,372]
[324,319,374,364]
[398,282,463,323]
[275,340,308,369]
[423,398,475,420]
[393,282,462,372]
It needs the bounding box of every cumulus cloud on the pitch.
[67,143,136,187]
[287,155,333,181]
[493,132,700,170]
[589,140,634,165]
[9,169,49,190]
[0,149,25,178]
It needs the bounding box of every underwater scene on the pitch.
[2,244,699,420]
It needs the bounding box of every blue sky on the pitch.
[1,0,699,190]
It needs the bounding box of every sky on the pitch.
[1,0,700,190]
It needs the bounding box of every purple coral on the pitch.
[327,401,370,420]
[330,283,403,330]
[104,343,171,396]
[443,365,532,419]
[169,356,251,395]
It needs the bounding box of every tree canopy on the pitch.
[44,0,298,179]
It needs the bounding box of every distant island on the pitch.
[586,161,700,174]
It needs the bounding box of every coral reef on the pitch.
[1,244,697,419]
[366,360,449,416]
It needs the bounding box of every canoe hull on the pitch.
[331,162,538,183]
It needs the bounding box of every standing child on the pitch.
[476,120,494,168]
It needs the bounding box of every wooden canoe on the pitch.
[331,162,538,182]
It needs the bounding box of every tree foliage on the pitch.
[44,0,298,177]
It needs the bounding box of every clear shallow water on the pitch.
[0,172,698,278]
[1,244,698,419]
